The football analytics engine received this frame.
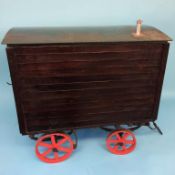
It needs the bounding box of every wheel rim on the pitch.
[106,130,136,155]
[35,133,74,163]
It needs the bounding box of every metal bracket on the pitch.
[71,130,78,149]
[153,122,163,135]
[100,122,163,135]
[6,82,12,85]
[145,122,163,135]
[100,124,141,132]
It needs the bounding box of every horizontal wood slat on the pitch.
[18,61,160,72]
[18,66,159,78]
[11,43,163,55]
[24,99,154,119]
[27,80,156,92]
[20,85,156,100]
[22,93,154,109]
[26,109,151,132]
[15,50,162,64]
[20,73,158,85]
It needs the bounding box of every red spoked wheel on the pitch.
[35,133,74,163]
[106,130,136,155]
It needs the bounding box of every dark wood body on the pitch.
[6,42,169,135]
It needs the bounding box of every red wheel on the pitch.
[35,133,74,163]
[106,130,136,155]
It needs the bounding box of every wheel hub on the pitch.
[117,142,124,146]
[52,148,58,152]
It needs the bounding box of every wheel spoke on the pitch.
[122,145,127,150]
[51,135,57,147]
[114,145,119,151]
[57,146,71,153]
[41,148,52,157]
[57,137,67,146]
[114,133,122,141]
[108,139,119,144]
[38,142,52,148]
[122,133,130,140]
[54,152,59,160]
[123,140,134,145]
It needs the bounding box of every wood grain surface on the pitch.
[6,42,169,135]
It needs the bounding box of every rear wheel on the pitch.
[106,130,136,155]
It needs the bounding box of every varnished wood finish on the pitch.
[5,41,170,135]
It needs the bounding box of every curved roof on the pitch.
[2,25,172,45]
